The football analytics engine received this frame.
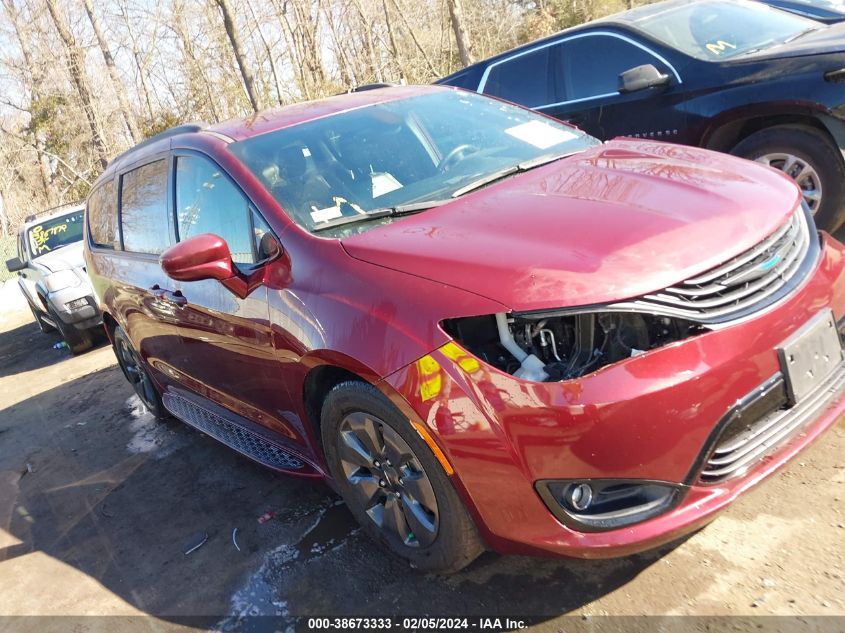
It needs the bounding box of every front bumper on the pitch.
[385,232,845,558]
[48,287,101,328]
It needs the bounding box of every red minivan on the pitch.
[85,86,845,572]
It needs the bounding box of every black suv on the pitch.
[438,0,845,230]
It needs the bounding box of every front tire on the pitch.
[47,305,92,355]
[28,299,55,333]
[112,325,167,419]
[732,125,845,232]
[321,380,484,573]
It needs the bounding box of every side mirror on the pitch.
[160,234,235,283]
[5,257,24,273]
[618,64,670,94]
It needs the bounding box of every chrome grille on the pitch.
[164,393,304,471]
[699,361,845,484]
[613,208,813,323]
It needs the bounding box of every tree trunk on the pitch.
[2,0,57,204]
[322,1,356,88]
[44,0,110,170]
[244,0,285,106]
[81,0,141,144]
[390,0,440,78]
[0,188,9,237]
[381,0,407,82]
[349,0,383,83]
[213,0,263,112]
[446,0,474,66]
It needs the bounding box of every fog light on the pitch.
[564,483,593,511]
[537,479,683,532]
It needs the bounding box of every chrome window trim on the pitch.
[476,30,683,108]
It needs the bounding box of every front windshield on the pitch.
[26,210,84,256]
[230,90,598,235]
[631,0,821,60]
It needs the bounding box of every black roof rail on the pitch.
[108,122,207,167]
[23,201,85,223]
[340,82,399,95]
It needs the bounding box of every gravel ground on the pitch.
[0,304,842,632]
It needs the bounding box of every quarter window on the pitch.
[120,160,171,255]
[88,178,119,249]
[483,47,554,108]
[555,36,667,102]
[175,155,257,265]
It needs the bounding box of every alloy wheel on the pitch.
[116,338,158,411]
[755,153,822,214]
[337,411,439,548]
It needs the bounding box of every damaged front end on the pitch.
[443,311,708,382]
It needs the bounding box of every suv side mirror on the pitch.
[5,257,24,273]
[160,232,283,299]
[619,64,670,94]
[160,233,236,283]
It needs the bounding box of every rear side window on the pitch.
[87,178,119,249]
[175,155,256,265]
[483,47,553,108]
[120,160,171,255]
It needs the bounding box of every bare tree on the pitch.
[1,0,57,204]
[214,0,263,112]
[43,0,110,169]
[244,0,285,106]
[0,188,9,236]
[81,0,142,143]
[446,0,474,66]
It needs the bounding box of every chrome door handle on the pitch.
[164,290,187,306]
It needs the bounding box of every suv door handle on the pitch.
[164,290,188,306]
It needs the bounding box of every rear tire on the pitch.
[731,125,845,232]
[112,325,167,419]
[47,305,93,355]
[321,380,484,574]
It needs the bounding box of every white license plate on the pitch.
[777,310,843,404]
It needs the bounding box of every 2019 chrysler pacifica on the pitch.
[84,86,845,572]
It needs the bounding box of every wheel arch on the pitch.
[702,110,839,154]
[34,285,50,312]
[101,311,119,342]
[300,353,432,462]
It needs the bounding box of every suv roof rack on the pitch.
[108,122,207,167]
[24,201,85,224]
[341,83,399,94]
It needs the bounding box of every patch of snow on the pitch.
[124,395,183,458]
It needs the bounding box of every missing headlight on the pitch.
[442,311,708,382]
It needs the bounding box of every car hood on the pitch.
[32,240,85,274]
[341,139,802,313]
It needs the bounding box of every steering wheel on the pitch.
[439,144,479,173]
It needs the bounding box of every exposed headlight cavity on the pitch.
[443,311,708,382]
[44,270,82,293]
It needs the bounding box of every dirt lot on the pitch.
[0,304,843,631]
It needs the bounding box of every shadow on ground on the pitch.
[0,360,678,627]
[0,316,107,379]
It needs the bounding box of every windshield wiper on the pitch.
[311,199,451,232]
[451,150,578,198]
[785,27,819,43]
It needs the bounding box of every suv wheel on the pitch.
[112,326,167,418]
[47,305,93,355]
[732,125,845,232]
[321,380,484,573]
